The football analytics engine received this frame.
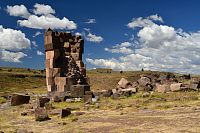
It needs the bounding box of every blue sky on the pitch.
[1,0,200,74]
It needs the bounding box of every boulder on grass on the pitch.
[61,108,71,118]
[11,94,30,106]
[170,83,182,92]
[35,108,50,121]
[37,97,50,107]
[118,78,131,89]
[137,77,151,86]
[156,84,170,93]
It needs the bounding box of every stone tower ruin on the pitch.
[44,29,90,97]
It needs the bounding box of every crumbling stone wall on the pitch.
[44,29,90,97]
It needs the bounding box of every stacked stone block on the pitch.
[44,28,89,97]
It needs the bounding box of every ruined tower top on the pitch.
[44,29,90,97]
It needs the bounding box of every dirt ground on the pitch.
[1,102,200,133]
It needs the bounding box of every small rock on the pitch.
[61,108,71,118]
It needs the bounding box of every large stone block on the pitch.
[46,77,55,85]
[11,94,30,106]
[70,85,90,98]
[155,84,170,93]
[118,78,131,89]
[55,77,67,85]
[46,68,61,77]
[46,59,57,68]
[46,50,60,59]
[47,85,56,92]
[57,85,69,92]
[170,83,182,92]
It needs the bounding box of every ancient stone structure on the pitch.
[44,29,90,97]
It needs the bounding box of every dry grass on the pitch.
[0,67,200,132]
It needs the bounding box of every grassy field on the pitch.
[0,67,200,132]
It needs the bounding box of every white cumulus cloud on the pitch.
[33,3,55,15]
[18,15,77,30]
[6,5,30,18]
[87,15,200,74]
[0,25,30,51]
[85,33,103,43]
[127,14,163,29]
[0,25,30,62]
[105,42,134,54]
[7,4,77,30]
[0,50,27,63]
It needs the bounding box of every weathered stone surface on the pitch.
[61,108,71,118]
[70,85,90,98]
[137,77,151,86]
[156,84,170,93]
[118,78,131,89]
[189,81,200,90]
[11,94,30,106]
[37,97,50,107]
[35,108,50,121]
[44,29,90,97]
[170,83,182,92]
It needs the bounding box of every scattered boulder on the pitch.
[11,94,30,106]
[37,96,50,107]
[170,83,182,92]
[61,108,71,118]
[35,108,50,121]
[118,78,132,89]
[137,76,151,86]
[156,84,170,93]
[189,81,200,91]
